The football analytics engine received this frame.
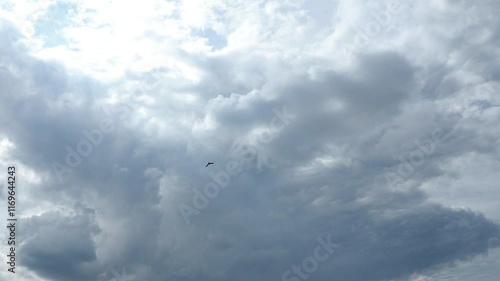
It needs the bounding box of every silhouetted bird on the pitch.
[205,162,214,167]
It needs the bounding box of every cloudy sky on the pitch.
[1,0,500,280]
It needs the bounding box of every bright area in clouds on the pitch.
[1,0,500,280]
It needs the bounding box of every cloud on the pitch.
[19,209,100,281]
[0,0,500,280]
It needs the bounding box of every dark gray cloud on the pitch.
[19,209,100,281]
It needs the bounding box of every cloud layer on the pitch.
[1,0,500,280]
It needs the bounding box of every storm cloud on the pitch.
[1,0,500,280]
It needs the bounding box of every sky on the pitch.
[0,0,500,280]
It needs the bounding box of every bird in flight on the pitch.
[205,162,214,167]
